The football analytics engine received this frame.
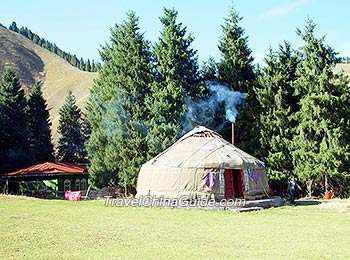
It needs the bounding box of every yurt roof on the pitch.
[145,126,264,169]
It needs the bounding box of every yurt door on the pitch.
[224,169,244,199]
[224,169,234,199]
[232,169,244,198]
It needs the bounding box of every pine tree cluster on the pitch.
[86,9,206,189]
[86,9,350,197]
[256,19,350,197]
[0,68,87,173]
[3,8,350,197]
[85,8,258,190]
[0,68,54,173]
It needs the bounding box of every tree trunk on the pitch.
[306,178,314,197]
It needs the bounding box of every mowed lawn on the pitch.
[0,195,349,260]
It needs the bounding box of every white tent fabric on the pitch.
[136,126,269,199]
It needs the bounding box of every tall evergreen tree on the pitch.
[292,19,350,196]
[26,81,54,164]
[86,11,153,188]
[0,68,31,172]
[146,8,204,156]
[217,8,258,154]
[56,91,86,163]
[217,8,255,92]
[256,42,300,189]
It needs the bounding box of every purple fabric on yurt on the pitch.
[203,172,217,188]
[252,171,260,183]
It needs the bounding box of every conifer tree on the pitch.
[86,59,91,72]
[292,19,350,196]
[79,58,85,70]
[33,34,40,44]
[256,42,300,188]
[217,8,258,154]
[70,55,78,67]
[56,91,86,163]
[27,29,33,40]
[217,8,255,92]
[86,11,153,188]
[9,21,19,32]
[91,60,96,72]
[146,8,204,156]
[26,81,54,164]
[0,68,31,172]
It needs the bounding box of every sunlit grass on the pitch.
[0,195,349,259]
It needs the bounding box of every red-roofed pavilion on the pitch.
[1,162,89,196]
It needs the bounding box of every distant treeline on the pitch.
[340,57,350,63]
[8,22,101,72]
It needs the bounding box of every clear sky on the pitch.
[2,0,350,65]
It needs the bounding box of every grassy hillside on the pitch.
[0,25,97,142]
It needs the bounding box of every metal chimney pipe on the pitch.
[231,123,234,145]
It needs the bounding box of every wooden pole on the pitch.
[231,123,235,145]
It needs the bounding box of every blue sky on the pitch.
[2,0,350,65]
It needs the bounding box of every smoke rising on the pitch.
[183,83,245,132]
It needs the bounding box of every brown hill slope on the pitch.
[333,63,350,75]
[0,25,97,142]
[0,28,44,90]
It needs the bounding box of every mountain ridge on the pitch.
[0,25,97,142]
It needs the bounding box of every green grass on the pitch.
[0,195,349,259]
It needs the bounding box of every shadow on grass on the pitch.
[284,199,322,207]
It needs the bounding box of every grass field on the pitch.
[0,195,349,260]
